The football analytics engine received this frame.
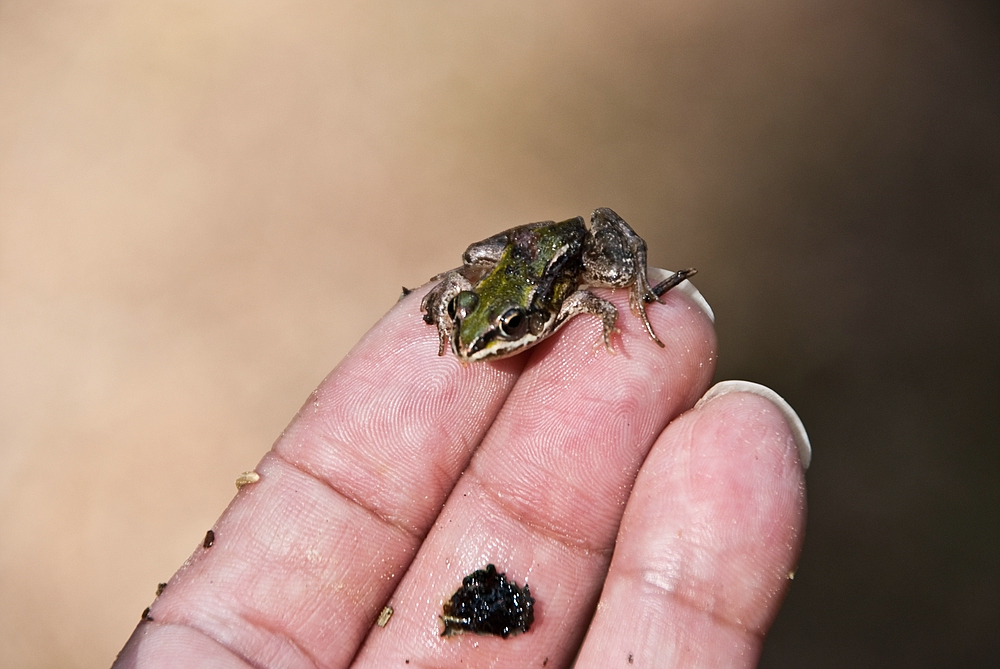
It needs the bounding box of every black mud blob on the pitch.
[441,564,534,638]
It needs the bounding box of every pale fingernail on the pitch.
[696,380,812,469]
[648,267,714,323]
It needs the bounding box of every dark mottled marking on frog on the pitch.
[441,563,534,638]
[509,226,541,261]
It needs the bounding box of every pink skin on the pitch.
[114,282,806,669]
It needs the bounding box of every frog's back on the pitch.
[504,217,587,275]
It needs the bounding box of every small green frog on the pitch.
[421,207,696,363]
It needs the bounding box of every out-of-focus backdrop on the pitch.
[1,1,997,666]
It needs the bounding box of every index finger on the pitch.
[115,290,526,668]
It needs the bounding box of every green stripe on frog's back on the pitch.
[524,218,587,312]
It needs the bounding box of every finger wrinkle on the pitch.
[637,565,769,640]
[466,468,616,558]
[141,617,320,669]
[234,608,325,669]
[274,449,424,543]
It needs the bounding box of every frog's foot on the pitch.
[557,290,619,352]
[590,325,621,355]
[627,267,698,348]
[628,286,664,348]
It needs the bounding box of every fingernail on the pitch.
[648,267,714,323]
[696,380,812,469]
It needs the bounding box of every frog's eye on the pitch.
[449,291,479,321]
[497,307,528,339]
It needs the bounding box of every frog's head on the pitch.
[443,219,582,362]
[448,289,554,363]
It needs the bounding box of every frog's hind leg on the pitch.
[584,208,655,295]
[462,230,511,267]
[555,290,619,352]
[584,208,666,346]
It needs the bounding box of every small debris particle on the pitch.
[400,286,414,299]
[141,607,152,622]
[376,605,394,627]
[628,653,633,664]
[235,470,260,490]
[440,564,534,638]
[155,582,167,596]
[543,658,548,666]
[203,530,215,548]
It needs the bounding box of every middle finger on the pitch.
[354,277,716,667]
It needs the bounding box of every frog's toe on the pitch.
[634,302,665,347]
[601,326,620,353]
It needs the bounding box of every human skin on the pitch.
[113,277,807,668]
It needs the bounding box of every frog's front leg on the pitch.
[582,207,664,346]
[554,289,619,351]
[421,269,476,356]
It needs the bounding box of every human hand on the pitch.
[114,272,808,668]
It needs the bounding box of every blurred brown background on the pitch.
[1,0,997,666]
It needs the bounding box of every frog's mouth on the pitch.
[458,331,541,363]
[455,307,557,363]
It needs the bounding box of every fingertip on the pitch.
[572,377,807,668]
[696,380,811,470]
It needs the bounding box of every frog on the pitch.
[421,207,696,363]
